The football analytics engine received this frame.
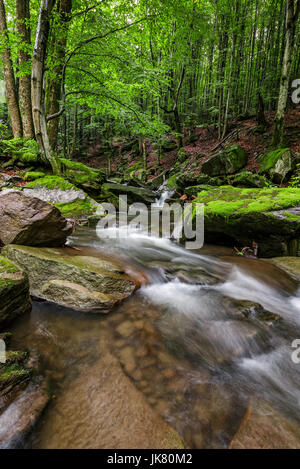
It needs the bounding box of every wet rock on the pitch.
[101,182,157,204]
[230,399,300,449]
[2,245,136,313]
[202,145,248,177]
[34,351,184,449]
[0,376,49,449]
[0,256,31,328]
[0,191,73,247]
[266,257,300,282]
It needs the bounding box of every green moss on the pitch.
[0,364,30,385]
[55,198,96,217]
[259,148,290,172]
[24,171,46,182]
[0,256,21,290]
[194,186,300,218]
[59,158,104,185]
[26,176,78,191]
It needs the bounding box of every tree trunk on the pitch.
[46,0,72,149]
[272,0,300,147]
[16,0,34,138]
[32,0,60,174]
[0,0,22,138]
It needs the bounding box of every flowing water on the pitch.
[8,223,300,449]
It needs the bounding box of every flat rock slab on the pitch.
[35,350,184,449]
[2,245,136,313]
[230,399,300,449]
[0,377,49,449]
[0,191,73,247]
[0,256,31,328]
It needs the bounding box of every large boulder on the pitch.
[259,148,293,183]
[0,256,31,328]
[0,191,73,247]
[193,186,300,257]
[201,145,248,177]
[101,182,157,204]
[2,245,137,313]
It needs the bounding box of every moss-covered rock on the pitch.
[232,171,269,188]
[0,256,31,328]
[259,148,292,183]
[25,176,100,217]
[202,145,248,177]
[193,186,300,257]
[59,158,105,190]
[2,245,137,313]
[101,182,156,204]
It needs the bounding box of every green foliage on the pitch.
[1,138,40,163]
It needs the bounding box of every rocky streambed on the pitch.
[1,189,300,449]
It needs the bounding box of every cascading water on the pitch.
[7,222,300,448]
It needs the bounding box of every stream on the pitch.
[8,223,300,449]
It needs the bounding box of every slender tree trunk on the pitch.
[32,0,60,173]
[0,0,22,138]
[16,0,34,138]
[46,0,72,149]
[272,0,300,147]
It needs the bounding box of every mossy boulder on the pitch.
[259,148,292,183]
[193,186,300,257]
[201,145,248,177]
[101,182,156,204]
[232,171,269,188]
[59,158,105,191]
[0,256,31,328]
[2,245,137,313]
[24,176,100,217]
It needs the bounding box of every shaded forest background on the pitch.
[0,0,299,177]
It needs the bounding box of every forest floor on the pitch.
[83,106,300,180]
[1,106,299,188]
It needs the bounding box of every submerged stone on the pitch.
[230,399,300,449]
[2,245,137,313]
